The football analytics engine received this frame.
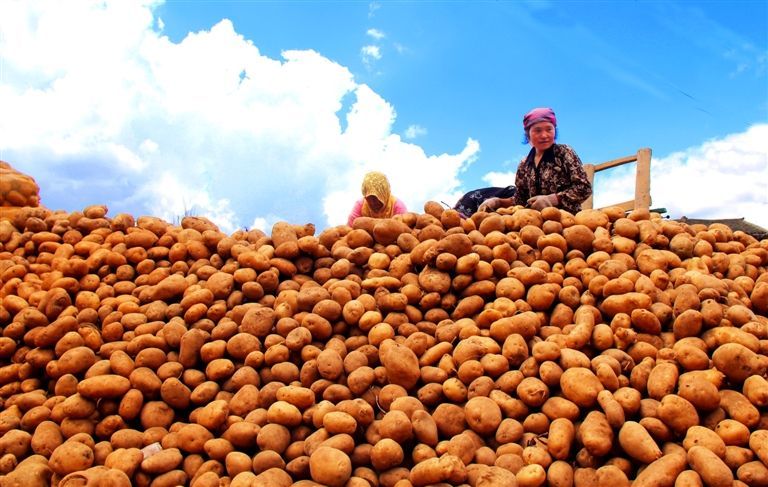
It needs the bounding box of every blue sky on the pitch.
[1,0,766,232]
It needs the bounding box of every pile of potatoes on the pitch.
[0,200,767,487]
[0,162,41,209]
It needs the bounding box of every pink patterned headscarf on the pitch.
[523,107,557,131]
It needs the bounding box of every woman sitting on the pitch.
[347,171,407,226]
[478,107,592,214]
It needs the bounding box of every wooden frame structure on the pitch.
[581,147,652,211]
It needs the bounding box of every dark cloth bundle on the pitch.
[453,185,516,218]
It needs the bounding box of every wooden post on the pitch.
[635,148,652,209]
[582,164,595,210]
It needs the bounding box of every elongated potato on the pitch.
[687,445,733,487]
[632,451,687,487]
[618,421,661,464]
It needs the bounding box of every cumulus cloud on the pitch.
[404,124,427,139]
[592,124,768,228]
[368,2,380,18]
[367,28,385,40]
[361,45,382,66]
[0,0,477,234]
[482,170,516,188]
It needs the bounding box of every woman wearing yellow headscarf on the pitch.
[347,171,408,226]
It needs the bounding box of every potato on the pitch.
[578,411,612,457]
[560,367,603,407]
[516,463,546,487]
[750,430,768,465]
[712,343,768,383]
[104,447,144,477]
[687,445,733,487]
[309,446,351,487]
[737,461,768,486]
[715,419,751,446]
[595,465,630,487]
[0,454,53,487]
[743,375,768,407]
[682,425,726,459]
[48,441,94,476]
[379,339,421,390]
[547,418,575,461]
[77,375,131,399]
[546,460,574,487]
[632,450,687,487]
[657,394,699,436]
[674,470,703,487]
[618,421,661,464]
[719,390,760,428]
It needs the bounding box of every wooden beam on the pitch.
[592,154,638,172]
[635,147,652,209]
[582,164,596,210]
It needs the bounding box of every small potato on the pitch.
[712,343,767,383]
[683,425,726,459]
[579,411,612,457]
[547,418,575,461]
[687,445,733,487]
[309,446,352,487]
[715,419,751,446]
[657,394,699,436]
[77,375,131,399]
[750,430,768,466]
[323,412,357,436]
[370,438,404,471]
[719,390,760,428]
[632,451,687,487]
[465,396,502,436]
[646,362,679,400]
[140,447,183,474]
[380,339,421,390]
[675,470,703,487]
[618,421,661,464]
[560,367,603,407]
[743,375,768,407]
[595,465,630,487]
[516,463,546,487]
[737,461,768,486]
[49,441,94,476]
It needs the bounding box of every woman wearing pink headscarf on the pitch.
[479,107,592,214]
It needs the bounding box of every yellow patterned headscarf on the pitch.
[361,171,396,218]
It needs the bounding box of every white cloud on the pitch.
[482,170,516,188]
[0,0,477,234]
[368,2,380,18]
[367,28,385,40]
[404,124,427,139]
[592,124,768,229]
[361,45,382,66]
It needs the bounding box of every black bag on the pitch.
[453,185,516,218]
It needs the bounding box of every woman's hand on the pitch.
[527,193,559,210]
[478,197,501,213]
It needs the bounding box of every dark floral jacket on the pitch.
[513,144,592,214]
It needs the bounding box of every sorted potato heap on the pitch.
[0,201,767,487]
[0,162,45,227]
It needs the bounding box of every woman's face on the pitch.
[365,195,385,211]
[528,121,555,152]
